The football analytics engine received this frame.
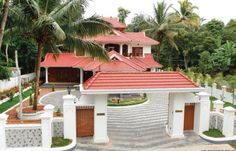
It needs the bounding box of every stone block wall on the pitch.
[209,113,223,132]
[53,118,64,137]
[5,124,42,148]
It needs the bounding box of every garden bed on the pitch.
[203,129,225,138]
[0,88,33,113]
[108,97,148,106]
[51,137,72,148]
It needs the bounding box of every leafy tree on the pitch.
[13,0,111,110]
[198,51,212,74]
[126,13,149,32]
[0,0,10,51]
[117,7,130,24]
[0,65,11,80]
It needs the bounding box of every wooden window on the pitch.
[132,47,143,57]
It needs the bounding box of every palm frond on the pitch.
[50,0,86,24]
[64,36,109,61]
[62,15,112,37]
[38,0,60,14]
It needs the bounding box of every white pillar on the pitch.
[205,81,208,92]
[0,114,8,150]
[44,104,55,117]
[63,95,76,140]
[213,100,224,113]
[128,45,132,56]
[223,106,236,137]
[45,68,48,84]
[168,93,185,138]
[119,44,123,55]
[41,113,52,148]
[80,68,83,90]
[194,92,210,134]
[93,94,109,143]
[221,85,226,101]
[212,83,217,96]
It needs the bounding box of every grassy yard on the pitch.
[51,137,72,148]
[0,89,32,113]
[108,97,147,106]
[203,129,225,138]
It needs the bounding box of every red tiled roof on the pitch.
[83,72,198,90]
[40,53,81,67]
[130,54,163,68]
[103,17,127,29]
[86,30,159,45]
[41,52,161,71]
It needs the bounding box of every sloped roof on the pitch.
[86,30,159,45]
[83,72,198,90]
[103,17,127,29]
[41,51,161,71]
[130,54,163,68]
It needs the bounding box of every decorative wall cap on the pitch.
[0,113,8,121]
[63,95,76,100]
[213,100,224,105]
[224,106,236,112]
[197,91,210,97]
[44,104,55,110]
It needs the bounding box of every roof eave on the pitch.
[81,87,204,95]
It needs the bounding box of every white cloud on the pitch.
[85,0,236,24]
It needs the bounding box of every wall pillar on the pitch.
[44,104,55,117]
[93,94,109,143]
[194,92,210,134]
[119,44,123,55]
[45,68,48,84]
[80,68,83,90]
[213,100,224,113]
[0,114,8,150]
[63,95,76,140]
[168,93,185,138]
[212,83,217,96]
[221,85,226,101]
[41,113,52,148]
[223,106,236,137]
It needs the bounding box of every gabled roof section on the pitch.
[86,30,159,45]
[83,72,198,90]
[130,54,163,68]
[103,17,127,29]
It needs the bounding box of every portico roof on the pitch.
[82,72,202,94]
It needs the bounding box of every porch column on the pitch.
[167,93,185,138]
[63,95,76,140]
[223,106,236,137]
[119,44,123,55]
[128,45,132,56]
[194,92,210,134]
[80,68,83,90]
[41,112,52,148]
[45,67,48,84]
[93,94,109,143]
[0,114,8,150]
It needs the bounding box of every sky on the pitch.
[85,0,236,24]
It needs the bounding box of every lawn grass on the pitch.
[51,137,72,148]
[0,89,32,113]
[203,129,225,138]
[108,98,147,106]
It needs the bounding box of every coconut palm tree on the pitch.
[0,0,10,51]
[146,1,180,59]
[173,0,200,29]
[12,0,112,110]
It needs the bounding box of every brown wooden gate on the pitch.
[184,104,195,130]
[76,106,94,137]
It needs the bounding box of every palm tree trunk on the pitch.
[33,42,43,110]
[5,43,9,65]
[184,56,188,69]
[0,0,10,50]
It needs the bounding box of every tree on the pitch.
[0,0,10,51]
[126,13,149,32]
[146,1,180,60]
[13,0,111,110]
[117,7,130,24]
[173,0,200,29]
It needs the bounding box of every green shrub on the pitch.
[8,91,14,101]
[52,84,55,92]
[203,129,224,138]
[0,66,11,80]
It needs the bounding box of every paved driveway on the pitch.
[77,93,211,151]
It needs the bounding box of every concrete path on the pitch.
[77,93,212,151]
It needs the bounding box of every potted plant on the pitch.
[56,107,62,116]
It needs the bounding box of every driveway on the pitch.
[77,93,212,151]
